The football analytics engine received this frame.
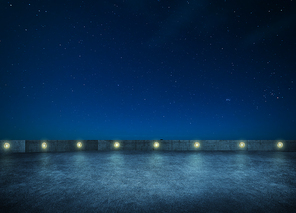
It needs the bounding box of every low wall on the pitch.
[98,140,296,151]
[0,140,25,154]
[25,140,98,153]
[0,140,296,154]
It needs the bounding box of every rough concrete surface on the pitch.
[25,140,98,152]
[1,140,296,154]
[1,151,296,212]
[0,140,25,154]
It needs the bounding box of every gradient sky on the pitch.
[1,0,295,140]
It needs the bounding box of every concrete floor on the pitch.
[0,151,296,213]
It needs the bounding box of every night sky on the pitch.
[1,0,295,140]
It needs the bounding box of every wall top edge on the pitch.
[1,140,295,141]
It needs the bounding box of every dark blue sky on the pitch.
[1,0,295,140]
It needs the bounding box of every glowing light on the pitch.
[154,142,159,148]
[194,142,200,148]
[277,142,283,148]
[239,142,245,148]
[42,142,47,149]
[4,143,10,149]
[77,142,82,148]
[114,142,120,148]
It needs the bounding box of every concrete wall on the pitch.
[98,140,296,151]
[247,140,296,151]
[0,140,25,154]
[99,140,248,151]
[25,140,98,153]
[1,140,296,154]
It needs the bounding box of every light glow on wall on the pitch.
[154,142,159,148]
[77,142,82,148]
[194,142,200,148]
[277,142,283,148]
[239,142,245,148]
[42,142,47,149]
[4,142,10,149]
[114,142,120,148]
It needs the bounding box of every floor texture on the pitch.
[1,151,296,213]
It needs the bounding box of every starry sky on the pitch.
[1,0,295,140]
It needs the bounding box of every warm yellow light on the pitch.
[4,143,10,149]
[194,142,200,148]
[114,142,120,148]
[277,142,283,148]
[154,142,159,148]
[239,142,245,148]
[42,142,47,149]
[77,142,82,148]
